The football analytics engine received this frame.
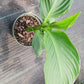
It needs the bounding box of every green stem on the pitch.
[25,25,42,31]
[25,24,51,32]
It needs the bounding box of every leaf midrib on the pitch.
[46,30,62,78]
[43,1,57,24]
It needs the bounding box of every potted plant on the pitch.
[13,0,81,84]
[12,13,42,46]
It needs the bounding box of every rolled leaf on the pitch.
[32,31,45,56]
[44,30,80,84]
[40,0,73,23]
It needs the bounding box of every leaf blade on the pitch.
[32,31,45,57]
[40,0,73,23]
[49,12,81,30]
[44,30,80,84]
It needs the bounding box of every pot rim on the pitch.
[12,13,42,47]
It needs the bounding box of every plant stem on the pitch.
[25,24,51,32]
[25,25,42,31]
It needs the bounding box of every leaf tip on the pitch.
[76,11,81,16]
[79,11,82,14]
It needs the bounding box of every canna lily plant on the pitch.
[26,0,81,84]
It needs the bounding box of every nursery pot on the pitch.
[12,13,42,46]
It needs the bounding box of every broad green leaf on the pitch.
[40,0,73,23]
[32,31,45,56]
[44,30,80,84]
[49,12,81,30]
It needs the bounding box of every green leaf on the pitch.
[32,31,45,56]
[40,0,73,23]
[49,12,81,30]
[44,30,80,84]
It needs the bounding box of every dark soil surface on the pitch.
[14,15,40,46]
